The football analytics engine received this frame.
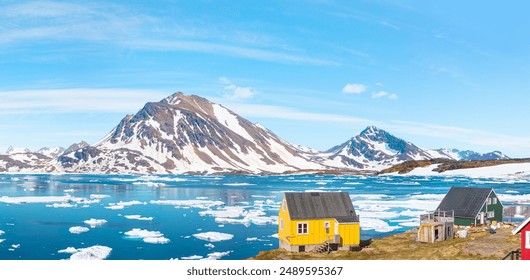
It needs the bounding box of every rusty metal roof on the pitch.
[284,192,359,223]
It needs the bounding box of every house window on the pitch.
[487,211,494,218]
[486,198,491,205]
[297,222,308,235]
[282,200,286,211]
[492,197,497,204]
[526,231,530,249]
[280,218,284,230]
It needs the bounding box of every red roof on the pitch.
[512,216,530,234]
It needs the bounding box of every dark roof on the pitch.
[284,192,359,223]
[436,187,494,218]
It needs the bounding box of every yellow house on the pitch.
[278,192,360,252]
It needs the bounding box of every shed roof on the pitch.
[284,192,359,223]
[436,187,495,218]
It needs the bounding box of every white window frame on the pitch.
[492,197,497,204]
[297,222,308,235]
[486,197,491,205]
[280,218,284,230]
[526,231,530,249]
[487,211,494,218]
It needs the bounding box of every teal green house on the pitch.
[435,187,503,227]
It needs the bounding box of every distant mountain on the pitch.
[6,146,31,155]
[36,146,65,158]
[0,93,512,174]
[426,148,509,161]
[318,126,509,171]
[318,126,435,170]
[52,93,323,174]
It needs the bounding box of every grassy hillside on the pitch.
[251,225,520,260]
[378,158,530,175]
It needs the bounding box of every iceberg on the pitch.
[69,226,90,234]
[193,231,233,242]
[84,218,108,227]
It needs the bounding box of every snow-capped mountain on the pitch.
[36,147,65,158]
[318,126,509,170]
[6,146,31,155]
[319,126,435,170]
[53,93,323,174]
[426,148,509,161]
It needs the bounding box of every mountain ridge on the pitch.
[0,92,512,174]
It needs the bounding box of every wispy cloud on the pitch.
[222,103,375,125]
[219,77,256,100]
[0,88,168,114]
[342,83,366,94]
[131,39,337,65]
[0,1,336,66]
[372,91,398,100]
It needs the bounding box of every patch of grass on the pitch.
[250,226,520,260]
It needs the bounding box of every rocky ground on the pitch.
[251,223,521,260]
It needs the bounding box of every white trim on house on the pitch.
[513,216,530,235]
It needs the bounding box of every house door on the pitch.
[334,222,339,235]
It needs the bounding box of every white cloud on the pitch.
[372,91,398,100]
[221,103,374,124]
[219,77,257,100]
[342,83,366,94]
[0,88,168,114]
[376,82,384,87]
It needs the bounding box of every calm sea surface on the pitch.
[0,174,529,260]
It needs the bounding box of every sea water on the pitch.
[0,174,529,260]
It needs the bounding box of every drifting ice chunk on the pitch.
[69,226,90,234]
[124,215,154,221]
[84,218,108,227]
[193,232,234,242]
[124,228,170,244]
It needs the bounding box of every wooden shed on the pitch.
[436,187,503,227]
[512,216,530,260]
[278,192,360,252]
[417,210,454,243]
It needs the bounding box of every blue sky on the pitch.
[2,1,530,157]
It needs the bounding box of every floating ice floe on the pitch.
[63,189,76,193]
[69,226,90,234]
[0,230,4,235]
[0,239,5,243]
[58,247,79,254]
[223,183,255,186]
[11,244,20,249]
[357,210,399,219]
[399,209,428,217]
[0,195,70,204]
[498,193,530,204]
[47,202,76,208]
[124,228,170,244]
[124,215,154,221]
[204,243,215,249]
[58,245,112,260]
[269,233,278,239]
[361,218,401,233]
[150,199,224,209]
[181,251,232,260]
[203,251,231,260]
[90,194,110,199]
[181,255,203,260]
[193,232,234,242]
[132,182,166,187]
[84,218,108,227]
[105,200,145,210]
